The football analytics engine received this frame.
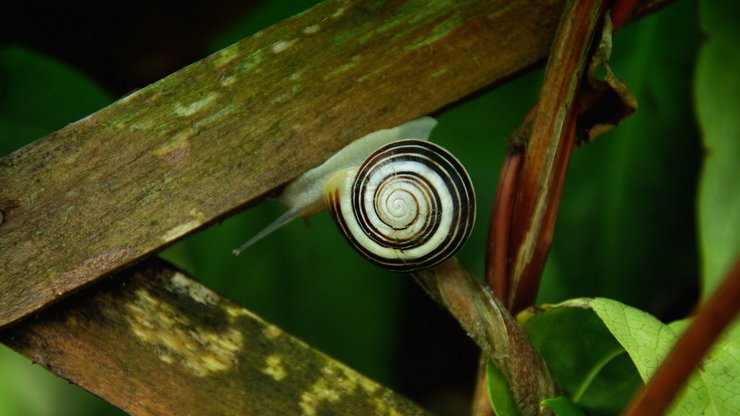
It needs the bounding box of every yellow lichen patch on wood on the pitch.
[174,92,220,117]
[63,152,79,165]
[373,400,404,416]
[324,55,362,79]
[299,362,384,415]
[152,128,195,163]
[224,304,252,320]
[130,118,155,131]
[240,49,265,72]
[161,220,200,241]
[125,288,244,377]
[262,354,287,381]
[262,324,283,340]
[168,272,218,305]
[213,46,240,67]
[220,75,237,87]
[195,106,235,128]
[303,24,320,35]
[331,6,346,19]
[272,39,297,54]
[161,209,206,242]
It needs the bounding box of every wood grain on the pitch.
[1,258,430,415]
[0,0,568,329]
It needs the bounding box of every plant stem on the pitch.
[507,0,607,313]
[486,149,524,303]
[414,259,558,415]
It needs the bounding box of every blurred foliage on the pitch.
[695,0,740,298]
[0,345,121,416]
[0,46,111,155]
[1,0,733,415]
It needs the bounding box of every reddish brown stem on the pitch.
[488,0,650,313]
[486,107,535,304]
[507,0,607,313]
[510,115,579,313]
[486,150,523,302]
[612,0,642,31]
[623,259,740,416]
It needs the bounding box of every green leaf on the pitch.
[0,345,121,416]
[0,46,111,156]
[521,298,740,415]
[695,0,740,298]
[520,299,641,415]
[590,299,739,415]
[587,298,675,380]
[486,361,520,416]
[701,321,740,416]
[541,396,588,416]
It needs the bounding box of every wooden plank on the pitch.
[1,258,430,415]
[0,0,568,328]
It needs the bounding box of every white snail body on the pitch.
[232,117,437,255]
[233,117,476,272]
[277,117,438,217]
[324,140,475,271]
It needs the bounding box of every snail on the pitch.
[233,117,476,272]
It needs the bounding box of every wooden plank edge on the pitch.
[0,258,430,416]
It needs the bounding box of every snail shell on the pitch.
[324,140,475,272]
[233,117,476,271]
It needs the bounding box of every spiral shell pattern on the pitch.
[324,139,475,272]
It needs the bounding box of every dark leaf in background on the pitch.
[0,46,111,154]
[695,0,740,299]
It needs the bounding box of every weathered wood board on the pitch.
[1,259,430,415]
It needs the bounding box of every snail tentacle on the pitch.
[232,207,301,256]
